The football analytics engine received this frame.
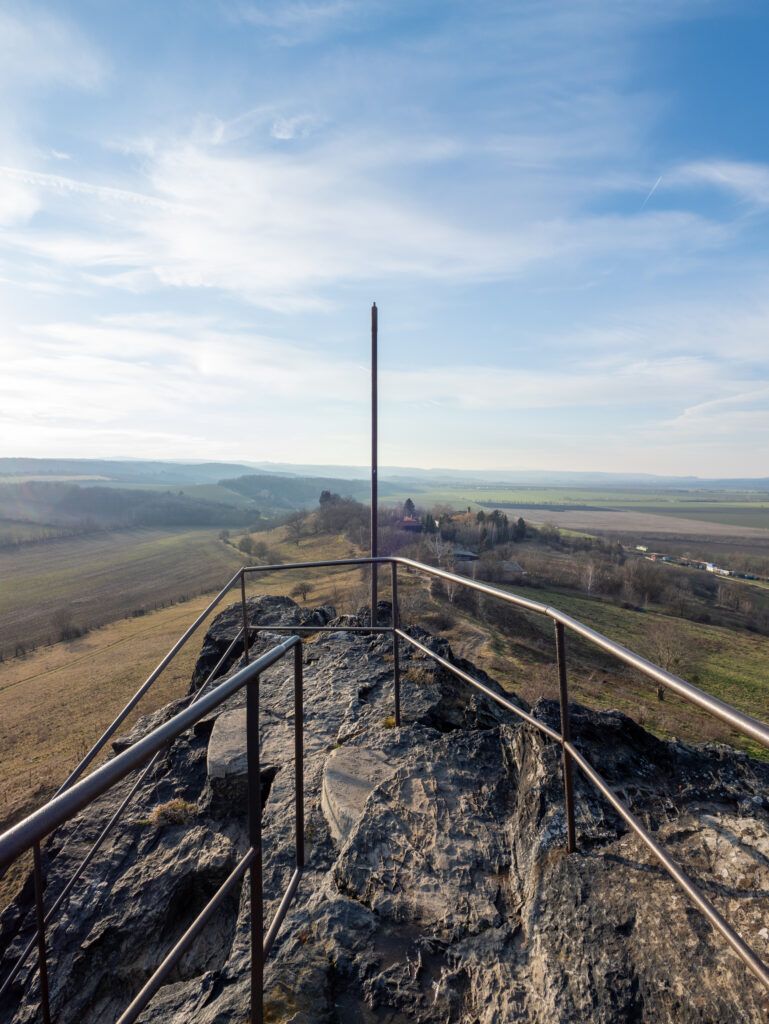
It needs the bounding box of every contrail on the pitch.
[641,175,663,210]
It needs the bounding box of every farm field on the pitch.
[471,506,769,539]
[632,504,769,529]
[0,528,244,659]
[384,485,769,537]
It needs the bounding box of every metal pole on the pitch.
[370,302,378,628]
[294,644,304,869]
[241,571,250,665]
[391,562,401,727]
[32,842,51,1024]
[246,673,263,1023]
[554,621,577,853]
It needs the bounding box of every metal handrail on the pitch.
[0,622,252,1002]
[0,636,305,1024]
[2,553,768,1022]
[239,554,769,995]
[242,555,769,750]
[0,559,379,1008]
[54,568,244,797]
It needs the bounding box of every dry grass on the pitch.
[0,591,225,909]
[0,595,217,830]
[238,522,371,613]
[0,522,375,907]
[147,798,196,826]
[0,524,368,845]
[427,591,769,759]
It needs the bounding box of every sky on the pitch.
[1,0,768,477]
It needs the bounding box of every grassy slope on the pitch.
[435,581,769,758]
[0,528,244,658]
[511,585,769,717]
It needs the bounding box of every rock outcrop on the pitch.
[1,598,768,1023]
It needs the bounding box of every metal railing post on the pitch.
[554,621,577,854]
[32,842,52,1024]
[391,561,401,727]
[294,645,304,869]
[241,570,251,665]
[246,672,262,1023]
[370,302,378,628]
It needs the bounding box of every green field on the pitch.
[0,528,243,659]
[632,504,769,529]
[383,485,769,533]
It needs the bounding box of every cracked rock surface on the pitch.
[1,596,768,1023]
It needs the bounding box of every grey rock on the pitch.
[1,598,768,1024]
[321,747,395,843]
[189,595,336,693]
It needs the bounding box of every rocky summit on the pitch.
[1,596,769,1023]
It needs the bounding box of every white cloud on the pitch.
[0,176,40,226]
[672,160,769,207]
[1,307,766,472]
[0,165,173,211]
[0,135,733,311]
[270,114,324,140]
[0,0,764,475]
[0,7,105,91]
[230,1,358,44]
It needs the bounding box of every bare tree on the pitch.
[430,532,452,564]
[285,512,305,546]
[443,557,459,603]
[52,607,79,642]
[290,581,311,603]
[582,560,598,595]
[644,619,693,700]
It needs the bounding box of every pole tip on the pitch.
[372,301,377,309]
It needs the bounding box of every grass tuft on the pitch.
[148,798,196,826]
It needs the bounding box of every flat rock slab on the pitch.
[322,745,395,843]
[207,708,248,781]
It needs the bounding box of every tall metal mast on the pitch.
[370,302,378,625]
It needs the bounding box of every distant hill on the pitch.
[0,458,259,486]
[0,481,255,530]
[5,457,768,493]
[251,462,769,490]
[0,465,401,536]
[220,473,399,509]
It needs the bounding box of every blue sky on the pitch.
[1,0,768,476]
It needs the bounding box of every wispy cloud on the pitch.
[0,7,106,91]
[0,165,174,210]
[229,1,358,44]
[672,159,769,207]
[0,0,766,473]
